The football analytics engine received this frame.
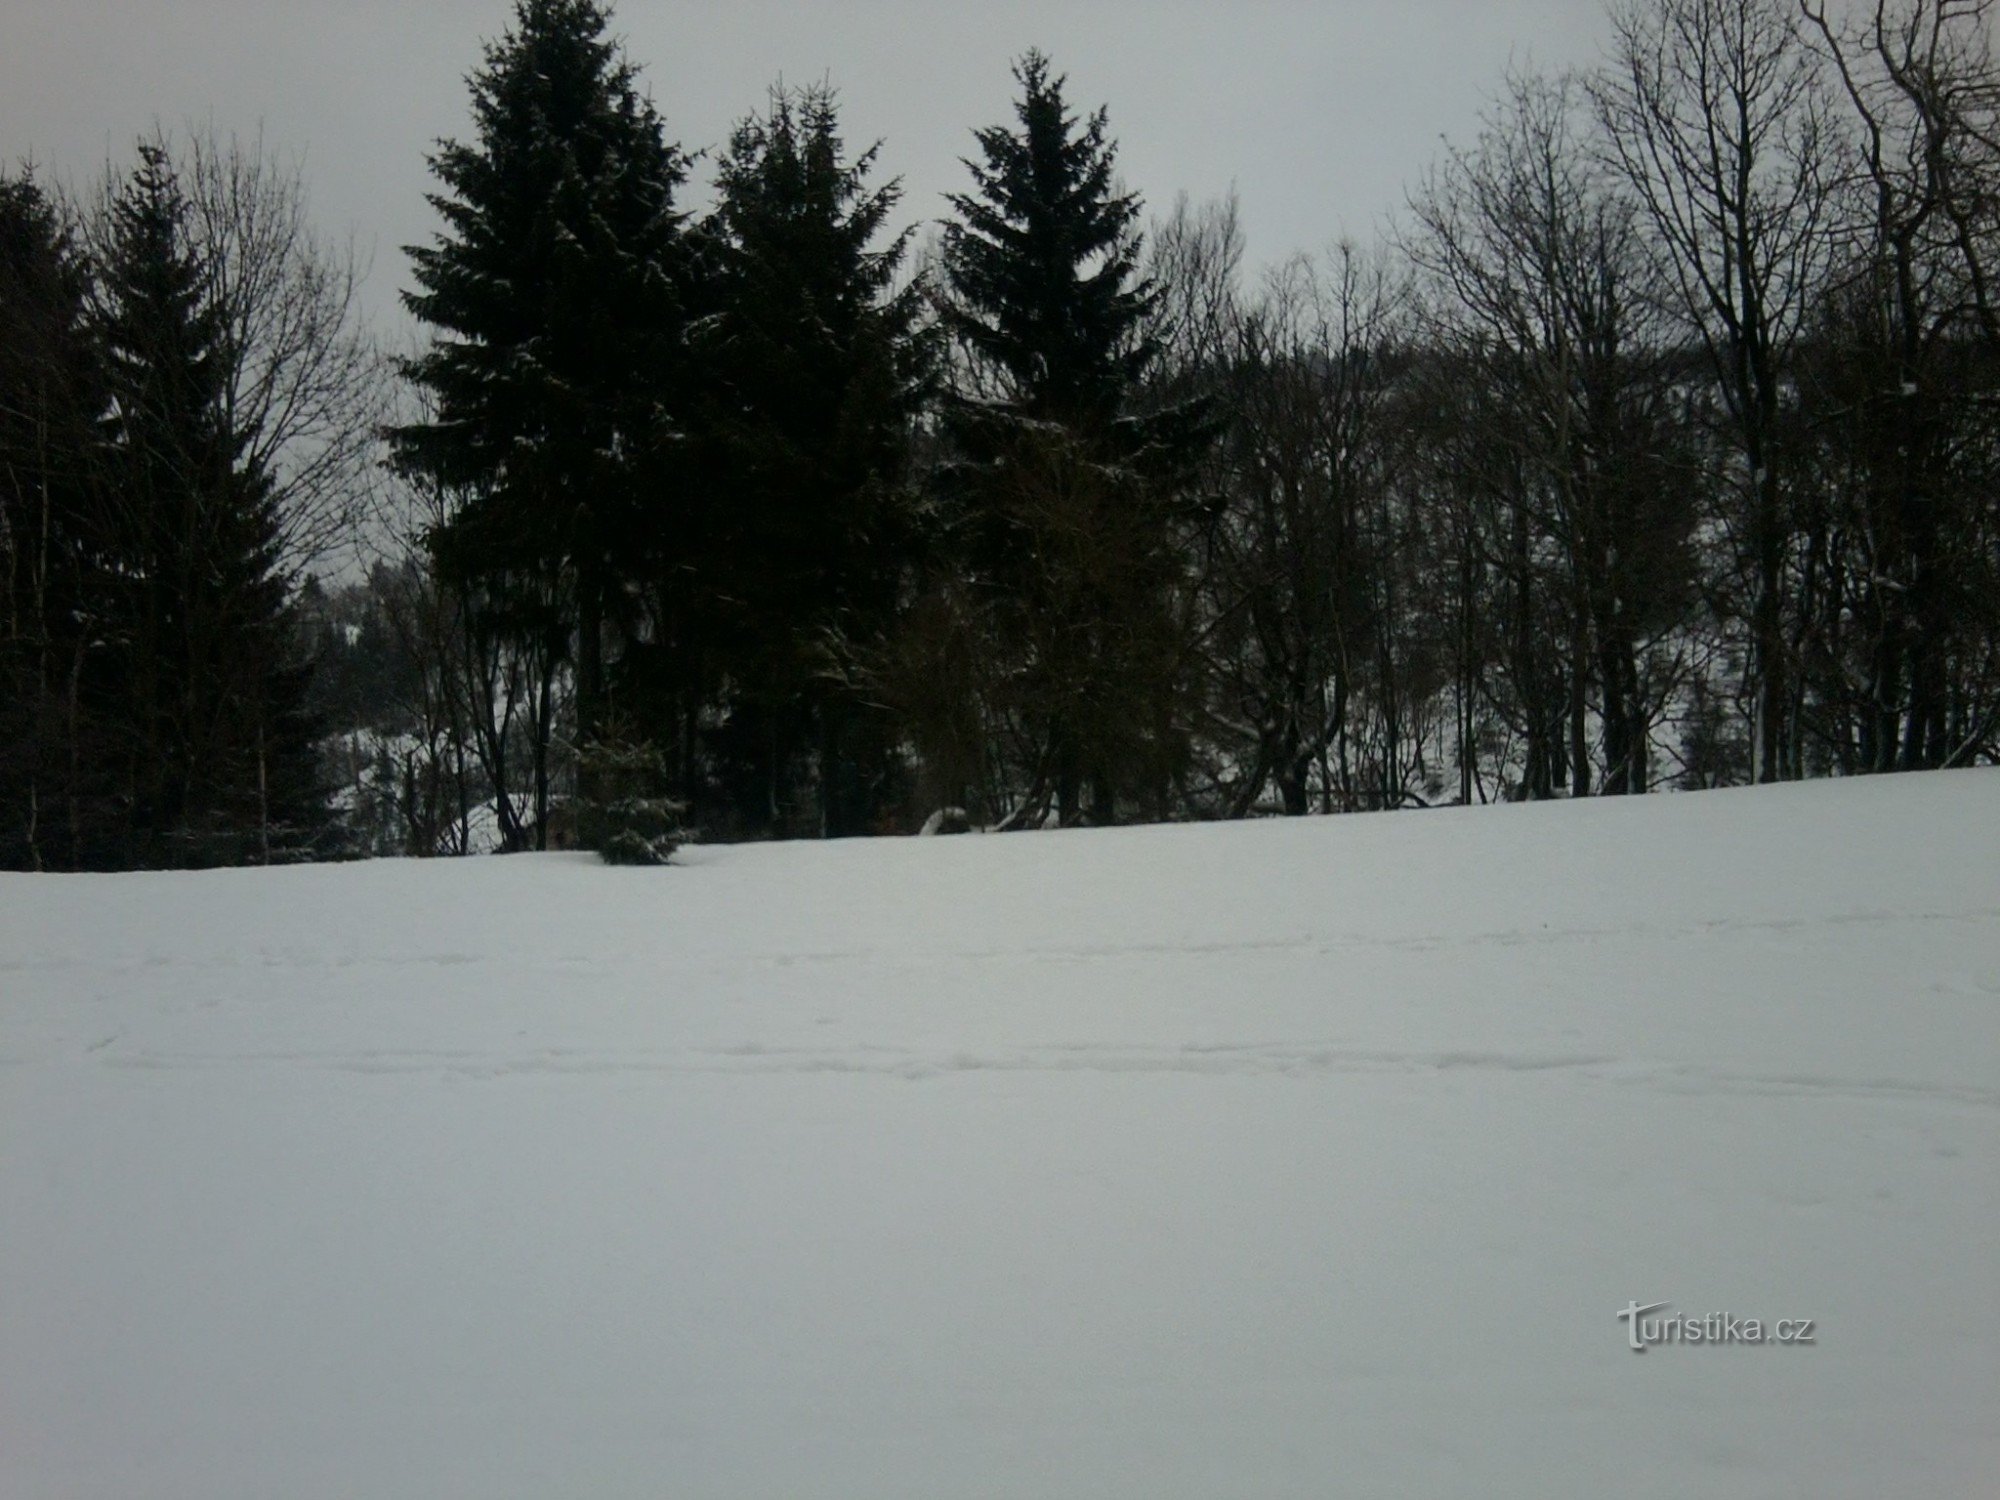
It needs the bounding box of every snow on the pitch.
[3,771,1996,1499]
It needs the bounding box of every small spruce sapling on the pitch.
[578,733,685,865]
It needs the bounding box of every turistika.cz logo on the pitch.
[1617,1301,1817,1352]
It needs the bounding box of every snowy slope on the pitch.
[2,772,1996,1499]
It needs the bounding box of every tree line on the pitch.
[5,0,1998,867]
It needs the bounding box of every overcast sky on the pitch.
[1,0,1614,333]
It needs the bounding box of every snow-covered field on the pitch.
[3,773,1996,1498]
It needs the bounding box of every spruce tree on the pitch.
[694,83,932,836]
[943,51,1160,433]
[0,172,111,868]
[94,144,330,866]
[393,0,692,817]
[939,52,1206,826]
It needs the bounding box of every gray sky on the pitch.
[1,0,1613,333]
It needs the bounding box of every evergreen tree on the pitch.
[938,52,1207,826]
[943,52,1160,433]
[0,171,112,868]
[94,144,331,866]
[691,83,933,836]
[393,0,692,826]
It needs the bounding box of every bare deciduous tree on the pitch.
[1409,71,1698,800]
[1794,0,2000,768]
[176,129,385,577]
[1595,0,1838,783]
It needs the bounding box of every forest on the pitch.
[3,0,1997,868]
